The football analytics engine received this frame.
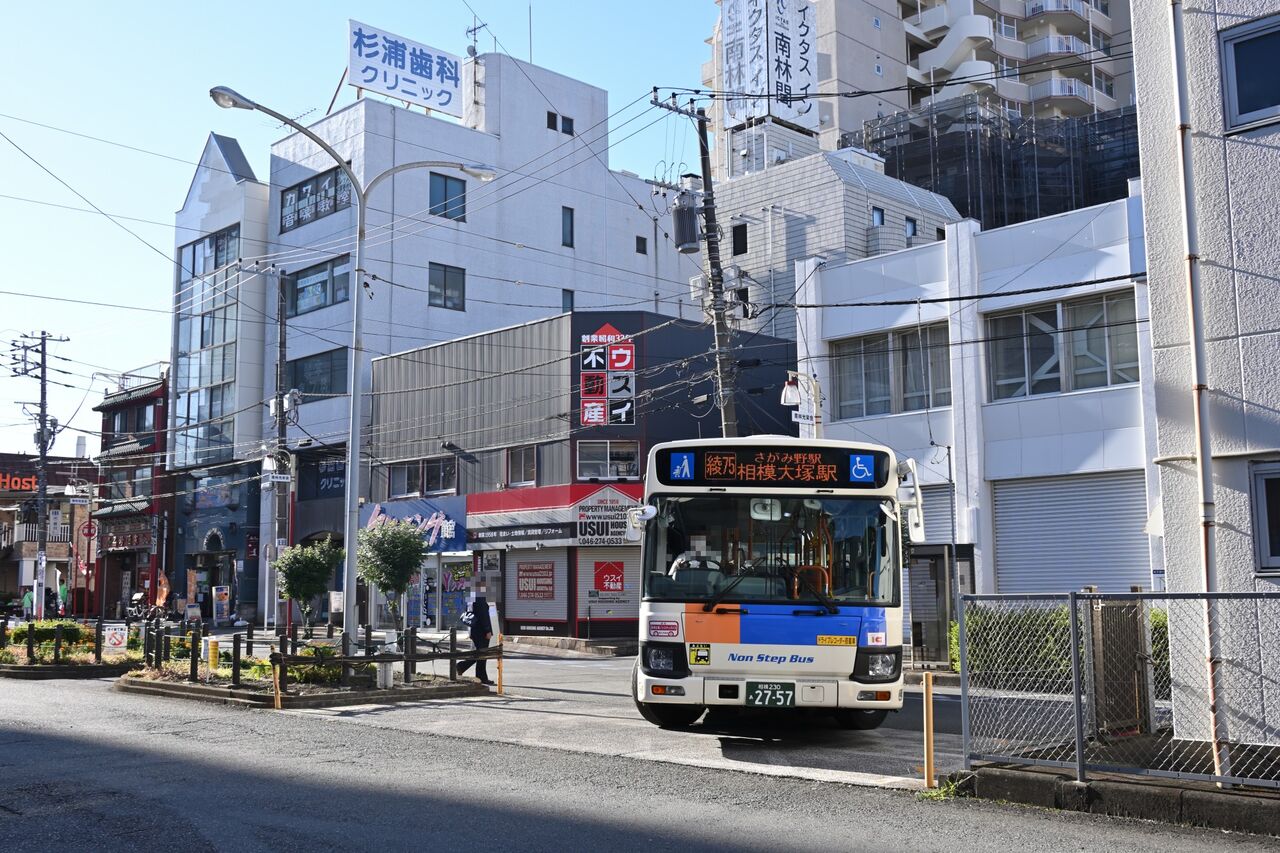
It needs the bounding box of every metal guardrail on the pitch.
[959,591,1280,789]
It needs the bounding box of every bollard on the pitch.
[326,623,335,639]
[449,628,458,682]
[188,626,200,682]
[232,634,242,687]
[496,633,504,695]
[143,622,153,667]
[289,623,299,656]
[340,632,351,687]
[403,628,413,685]
[53,624,63,665]
[278,640,289,695]
[1,618,7,649]
[26,620,35,664]
[94,616,103,663]
[924,671,936,789]
[163,633,172,664]
[246,623,255,658]
[364,625,373,658]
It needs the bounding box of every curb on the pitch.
[0,662,140,680]
[961,765,1280,838]
[114,675,491,709]
[505,636,638,657]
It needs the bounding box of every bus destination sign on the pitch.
[656,446,889,488]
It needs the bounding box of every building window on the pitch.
[636,235,648,254]
[987,290,1138,400]
[547,111,558,130]
[280,166,353,233]
[428,262,466,311]
[936,227,946,241]
[871,207,885,227]
[286,348,348,399]
[562,206,575,248]
[1253,462,1280,572]
[1221,15,1280,131]
[173,224,240,467]
[578,441,640,480]
[286,256,350,317]
[508,445,536,487]
[389,462,422,499]
[996,15,1017,39]
[874,63,883,77]
[562,288,574,312]
[832,323,951,419]
[561,115,575,135]
[1094,70,1115,98]
[429,172,467,222]
[423,457,458,495]
[732,222,748,255]
[905,217,918,238]
[873,16,882,28]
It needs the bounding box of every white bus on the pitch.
[628,437,923,729]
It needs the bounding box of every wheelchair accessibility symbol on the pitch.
[849,454,875,483]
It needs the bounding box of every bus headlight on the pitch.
[866,653,897,679]
[648,647,674,672]
[852,646,901,683]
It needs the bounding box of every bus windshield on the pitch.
[642,494,899,606]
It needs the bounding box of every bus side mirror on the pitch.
[625,505,657,541]
[896,458,926,544]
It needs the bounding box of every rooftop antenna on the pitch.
[466,17,488,57]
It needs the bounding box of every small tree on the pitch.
[357,520,427,629]
[276,537,341,637]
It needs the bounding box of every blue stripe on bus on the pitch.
[736,604,887,646]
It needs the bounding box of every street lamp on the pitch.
[779,371,823,439]
[211,85,497,629]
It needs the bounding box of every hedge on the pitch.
[9,620,87,645]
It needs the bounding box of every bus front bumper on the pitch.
[636,672,904,709]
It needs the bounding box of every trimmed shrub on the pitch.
[10,620,86,645]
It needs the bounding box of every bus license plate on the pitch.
[745,681,795,707]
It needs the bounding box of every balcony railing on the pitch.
[1027,0,1088,17]
[0,524,10,549]
[14,523,71,543]
[1029,77,1093,102]
[1026,34,1091,59]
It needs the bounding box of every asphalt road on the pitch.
[0,675,1271,851]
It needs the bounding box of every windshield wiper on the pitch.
[795,571,839,614]
[701,573,749,612]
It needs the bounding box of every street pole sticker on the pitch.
[103,625,127,656]
[79,520,97,539]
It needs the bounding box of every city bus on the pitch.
[627,437,923,729]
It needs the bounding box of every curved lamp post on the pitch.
[210,86,495,629]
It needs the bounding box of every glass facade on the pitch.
[173,224,240,467]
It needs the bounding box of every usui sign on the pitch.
[349,20,464,117]
[721,0,817,131]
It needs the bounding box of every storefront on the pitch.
[358,495,467,629]
[95,505,157,619]
[467,483,644,639]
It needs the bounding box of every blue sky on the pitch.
[0,1,719,457]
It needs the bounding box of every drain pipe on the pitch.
[1169,0,1231,784]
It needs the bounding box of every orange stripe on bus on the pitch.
[683,604,740,644]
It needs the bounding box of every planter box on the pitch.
[0,661,140,680]
[114,674,490,709]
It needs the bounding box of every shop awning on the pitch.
[92,498,149,518]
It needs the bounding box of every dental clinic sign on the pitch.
[348,20,464,117]
[361,496,467,552]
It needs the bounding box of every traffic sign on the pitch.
[790,410,815,424]
[69,497,90,506]
[266,473,292,483]
[79,520,97,538]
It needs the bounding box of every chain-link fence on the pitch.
[959,591,1280,788]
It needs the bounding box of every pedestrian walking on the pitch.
[456,596,494,685]
[21,587,33,620]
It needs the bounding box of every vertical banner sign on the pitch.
[580,323,636,426]
[349,20,464,117]
[721,0,817,130]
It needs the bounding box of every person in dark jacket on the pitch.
[456,596,494,685]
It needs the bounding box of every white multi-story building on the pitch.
[169,52,703,622]
[793,180,1149,655]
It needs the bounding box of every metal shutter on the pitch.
[993,471,1150,593]
[504,548,569,620]
[922,484,955,544]
[576,546,641,619]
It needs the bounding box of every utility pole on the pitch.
[266,269,294,629]
[9,331,69,619]
[652,93,739,437]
